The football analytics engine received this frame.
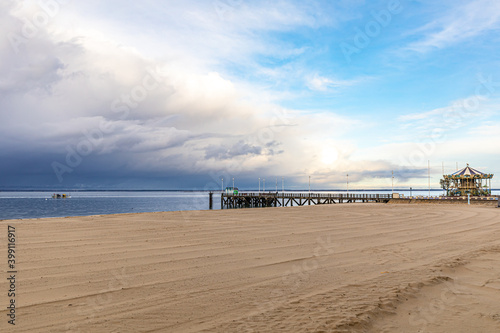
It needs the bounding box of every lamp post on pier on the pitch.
[428,160,431,197]
[392,170,394,194]
[346,174,349,196]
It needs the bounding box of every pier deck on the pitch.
[221,192,392,209]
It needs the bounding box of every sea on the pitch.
[1,189,499,220]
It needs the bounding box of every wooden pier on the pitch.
[221,192,392,209]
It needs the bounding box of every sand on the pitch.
[1,203,500,332]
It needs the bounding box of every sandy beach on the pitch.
[1,203,500,332]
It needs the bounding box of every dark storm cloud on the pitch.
[0,5,266,188]
[204,140,263,160]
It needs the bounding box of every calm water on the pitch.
[1,190,498,220]
[0,191,217,220]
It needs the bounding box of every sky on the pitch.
[1,0,500,190]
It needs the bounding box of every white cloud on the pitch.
[405,0,500,53]
[306,73,357,92]
[397,95,498,140]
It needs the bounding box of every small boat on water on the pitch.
[52,193,71,199]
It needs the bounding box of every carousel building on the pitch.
[441,164,493,197]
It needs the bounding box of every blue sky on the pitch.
[1,0,499,190]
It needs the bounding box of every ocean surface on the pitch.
[0,191,214,220]
[1,190,498,220]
